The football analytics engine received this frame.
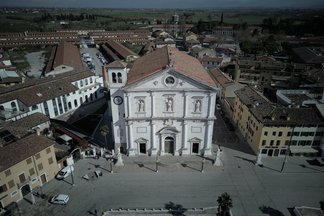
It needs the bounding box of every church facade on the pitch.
[107,46,217,156]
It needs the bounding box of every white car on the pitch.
[51,194,69,205]
[56,165,74,180]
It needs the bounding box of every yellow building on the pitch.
[0,133,58,208]
[233,86,324,157]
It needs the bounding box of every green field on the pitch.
[0,8,322,32]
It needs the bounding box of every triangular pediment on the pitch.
[123,69,215,91]
[157,126,180,134]
[135,137,148,143]
[189,137,202,142]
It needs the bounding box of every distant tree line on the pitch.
[191,19,247,34]
[262,16,324,36]
[35,13,97,22]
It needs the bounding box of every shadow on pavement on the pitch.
[180,163,201,172]
[234,156,255,164]
[299,164,324,173]
[134,162,155,172]
[306,159,324,167]
[259,205,284,216]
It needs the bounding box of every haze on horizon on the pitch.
[0,0,324,9]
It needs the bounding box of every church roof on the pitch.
[126,46,216,88]
[107,60,127,68]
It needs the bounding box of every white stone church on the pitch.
[107,46,217,156]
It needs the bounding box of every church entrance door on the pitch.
[192,143,199,154]
[164,137,174,154]
[139,143,146,154]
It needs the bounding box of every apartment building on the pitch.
[0,134,58,208]
[233,57,308,89]
[0,30,149,47]
[233,86,324,157]
[0,69,104,123]
[209,68,244,116]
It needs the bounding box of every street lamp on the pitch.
[280,126,294,173]
[201,158,205,173]
[155,152,160,173]
[70,165,75,186]
[110,158,114,173]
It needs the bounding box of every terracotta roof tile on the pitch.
[107,60,127,68]
[0,69,93,106]
[0,134,55,172]
[105,40,138,59]
[0,113,49,143]
[127,46,216,88]
[209,68,234,87]
[52,42,83,70]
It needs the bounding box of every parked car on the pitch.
[56,165,74,180]
[216,104,221,110]
[51,194,69,205]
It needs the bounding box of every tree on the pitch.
[100,125,109,149]
[217,192,233,216]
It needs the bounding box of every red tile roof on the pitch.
[126,46,216,88]
[0,134,55,172]
[0,69,93,107]
[209,68,234,87]
[52,42,83,70]
[107,60,127,68]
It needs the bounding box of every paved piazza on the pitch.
[17,143,324,216]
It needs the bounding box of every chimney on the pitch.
[36,128,41,136]
[102,66,109,89]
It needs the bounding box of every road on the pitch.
[80,47,108,77]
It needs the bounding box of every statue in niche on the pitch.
[166,98,173,112]
[138,99,145,112]
[195,100,201,112]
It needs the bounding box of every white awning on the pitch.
[290,147,318,154]
[59,134,72,142]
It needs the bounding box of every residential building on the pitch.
[231,57,308,89]
[209,68,244,116]
[107,46,217,156]
[292,47,324,66]
[0,134,58,208]
[233,86,324,157]
[0,30,149,47]
[100,40,139,63]
[45,42,84,76]
[0,69,104,123]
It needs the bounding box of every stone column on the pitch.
[151,121,157,156]
[181,121,188,155]
[127,121,135,156]
[150,91,155,117]
[204,121,213,156]
[126,93,131,118]
[183,92,188,117]
[207,93,215,118]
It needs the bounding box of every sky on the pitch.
[0,0,324,9]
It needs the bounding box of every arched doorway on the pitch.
[164,137,174,154]
[21,184,31,197]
